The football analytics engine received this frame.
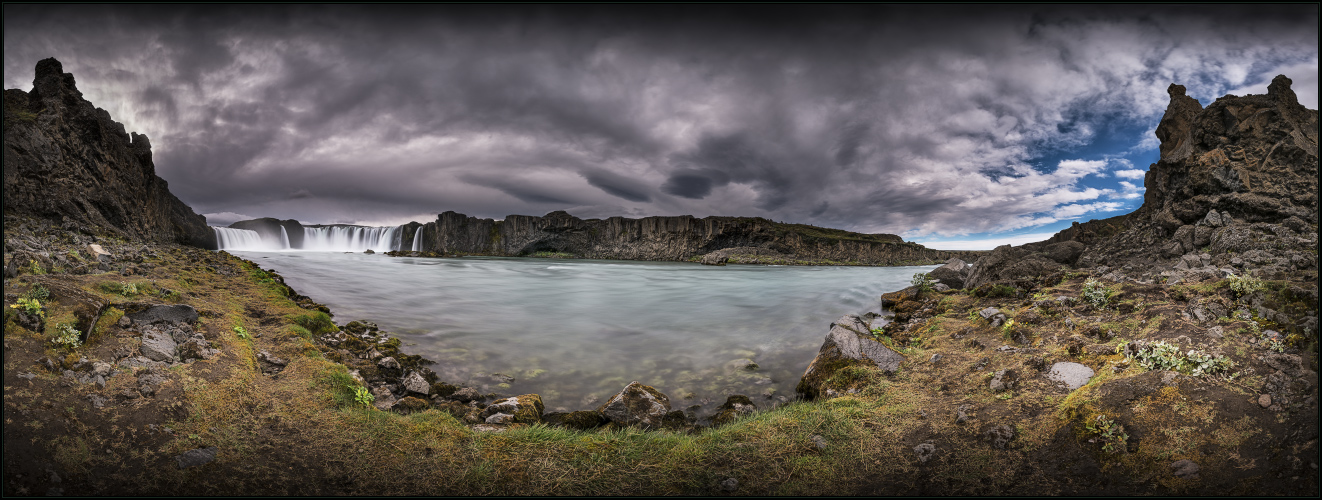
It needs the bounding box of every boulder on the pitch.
[125,304,198,326]
[597,381,672,429]
[711,395,756,426]
[699,252,728,266]
[796,314,904,400]
[1046,362,1094,390]
[140,326,178,363]
[402,371,431,396]
[481,394,544,424]
[86,244,113,263]
[928,258,969,289]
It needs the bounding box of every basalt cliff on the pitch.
[228,211,979,265]
[2,58,214,249]
[961,75,1318,290]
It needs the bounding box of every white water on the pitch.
[411,228,424,251]
[303,226,402,252]
[231,251,938,415]
[214,227,283,251]
[214,225,406,252]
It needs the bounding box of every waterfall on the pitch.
[214,227,278,251]
[411,227,425,251]
[301,225,403,252]
[215,224,407,252]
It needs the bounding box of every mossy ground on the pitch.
[3,220,1317,495]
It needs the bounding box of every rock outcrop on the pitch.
[965,75,1318,288]
[404,210,975,265]
[796,314,904,399]
[3,58,215,248]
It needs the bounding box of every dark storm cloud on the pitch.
[3,4,1316,237]
[580,168,652,203]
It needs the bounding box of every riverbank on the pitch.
[5,213,1316,495]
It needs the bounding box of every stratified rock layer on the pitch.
[409,210,973,265]
[3,58,214,248]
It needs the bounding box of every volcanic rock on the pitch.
[3,58,215,248]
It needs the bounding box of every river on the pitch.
[230,251,935,417]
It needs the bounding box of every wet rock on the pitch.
[711,395,756,426]
[126,304,198,325]
[450,387,480,403]
[797,314,903,399]
[1170,459,1200,479]
[176,447,219,469]
[699,252,728,266]
[598,381,672,429]
[724,358,759,372]
[985,424,1015,449]
[481,394,544,424]
[1047,362,1094,390]
[914,442,936,463]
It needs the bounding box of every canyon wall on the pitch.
[413,210,975,265]
[3,58,214,248]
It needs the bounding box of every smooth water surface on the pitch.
[234,251,935,415]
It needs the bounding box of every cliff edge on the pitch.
[966,75,1318,289]
[3,58,214,248]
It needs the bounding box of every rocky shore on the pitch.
[4,58,1318,495]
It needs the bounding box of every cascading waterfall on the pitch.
[214,225,407,252]
[411,227,425,252]
[214,227,279,251]
[301,226,403,252]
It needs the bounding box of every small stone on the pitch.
[720,477,738,492]
[985,424,1015,449]
[955,405,970,424]
[913,442,936,463]
[930,353,942,363]
[1259,394,1272,408]
[810,435,827,450]
[1170,459,1200,479]
[485,412,515,424]
[176,447,219,469]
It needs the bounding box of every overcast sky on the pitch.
[4,5,1317,249]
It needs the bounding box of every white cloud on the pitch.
[1113,169,1146,179]
[913,232,1060,251]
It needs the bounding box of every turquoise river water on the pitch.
[232,251,936,417]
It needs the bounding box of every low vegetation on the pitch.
[2,215,1316,496]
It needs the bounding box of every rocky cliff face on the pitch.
[415,210,971,265]
[3,58,214,248]
[966,75,1318,288]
